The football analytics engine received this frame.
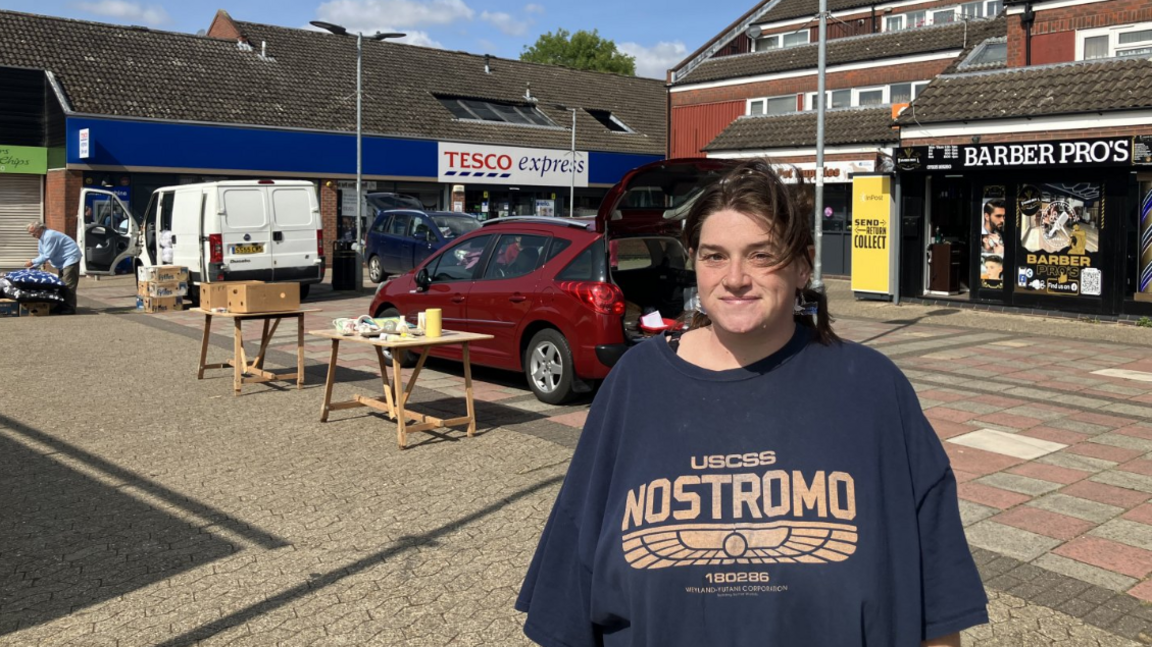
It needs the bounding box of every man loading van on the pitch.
[26,222,81,315]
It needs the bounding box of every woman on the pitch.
[515,159,987,646]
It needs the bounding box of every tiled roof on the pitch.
[0,10,665,155]
[703,106,898,151]
[897,57,1152,125]
[674,17,1004,87]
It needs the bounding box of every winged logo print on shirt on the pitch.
[622,520,857,569]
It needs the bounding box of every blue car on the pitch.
[365,210,481,282]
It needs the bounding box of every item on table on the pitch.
[425,308,442,338]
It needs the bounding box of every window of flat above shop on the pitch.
[885,15,904,31]
[933,9,956,24]
[1078,23,1152,60]
[889,83,913,104]
[585,109,634,133]
[436,96,557,127]
[804,89,850,110]
[754,29,809,52]
[857,88,885,106]
[749,95,796,115]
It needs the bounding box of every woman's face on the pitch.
[694,208,810,337]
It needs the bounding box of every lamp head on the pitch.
[372,32,406,40]
[310,20,347,35]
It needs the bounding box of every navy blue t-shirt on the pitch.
[516,325,988,646]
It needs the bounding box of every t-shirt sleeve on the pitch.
[515,500,600,647]
[894,373,989,640]
[515,366,630,647]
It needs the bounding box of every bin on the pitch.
[332,240,357,291]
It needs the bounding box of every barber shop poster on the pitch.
[1016,182,1103,297]
[979,186,1006,290]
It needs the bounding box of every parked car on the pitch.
[77,180,325,301]
[364,210,481,282]
[367,158,733,404]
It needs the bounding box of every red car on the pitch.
[367,159,732,403]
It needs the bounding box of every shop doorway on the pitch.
[924,176,971,297]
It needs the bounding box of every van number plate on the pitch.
[231,244,264,255]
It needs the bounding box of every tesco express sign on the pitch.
[437,142,588,188]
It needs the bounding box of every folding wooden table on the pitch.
[309,329,494,449]
[192,308,321,395]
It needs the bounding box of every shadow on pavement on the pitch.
[861,308,961,345]
[151,473,564,647]
[0,426,244,635]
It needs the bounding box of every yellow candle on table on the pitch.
[425,308,442,337]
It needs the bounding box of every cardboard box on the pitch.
[0,299,21,318]
[138,296,184,313]
[227,283,300,314]
[137,265,189,284]
[144,280,189,298]
[201,281,263,311]
[20,301,52,317]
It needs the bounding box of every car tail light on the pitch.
[209,234,223,263]
[316,229,325,257]
[558,281,625,316]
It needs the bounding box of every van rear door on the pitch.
[269,184,321,282]
[219,186,273,280]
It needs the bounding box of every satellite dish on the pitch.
[746,25,762,39]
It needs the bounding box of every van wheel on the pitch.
[376,307,417,367]
[299,283,310,300]
[368,255,384,283]
[525,329,575,405]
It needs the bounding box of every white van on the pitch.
[77,180,326,299]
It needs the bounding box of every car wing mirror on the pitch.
[415,268,431,291]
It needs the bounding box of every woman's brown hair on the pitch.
[680,158,840,345]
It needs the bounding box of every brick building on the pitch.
[894,0,1152,317]
[668,0,1004,275]
[0,10,665,270]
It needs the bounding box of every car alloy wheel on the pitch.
[525,329,575,404]
[368,255,384,283]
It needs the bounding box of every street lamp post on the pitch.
[554,104,578,217]
[311,21,405,288]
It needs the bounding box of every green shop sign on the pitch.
[0,145,48,175]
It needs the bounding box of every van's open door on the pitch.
[78,189,140,276]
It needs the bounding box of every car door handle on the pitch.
[452,295,466,303]
[509,295,527,303]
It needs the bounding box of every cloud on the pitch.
[72,0,170,25]
[480,10,528,36]
[524,3,544,13]
[618,40,688,79]
[314,0,474,31]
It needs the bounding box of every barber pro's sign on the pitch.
[437,142,588,187]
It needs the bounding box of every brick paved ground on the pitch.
[3,275,1152,645]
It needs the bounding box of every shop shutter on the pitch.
[0,175,43,268]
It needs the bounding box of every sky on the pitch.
[5,0,758,78]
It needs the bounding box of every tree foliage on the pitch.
[520,28,636,76]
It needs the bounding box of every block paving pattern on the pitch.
[2,276,1152,645]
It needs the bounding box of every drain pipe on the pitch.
[1023,3,1035,65]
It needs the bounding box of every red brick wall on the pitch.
[672,58,952,107]
[45,169,82,239]
[902,124,1152,146]
[319,179,337,267]
[1030,31,1076,65]
[1008,1,1152,66]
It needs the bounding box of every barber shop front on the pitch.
[895,136,1152,317]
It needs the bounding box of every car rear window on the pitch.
[545,238,572,262]
[271,188,313,227]
[556,238,607,281]
[483,234,548,280]
[222,189,267,229]
[432,215,481,238]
